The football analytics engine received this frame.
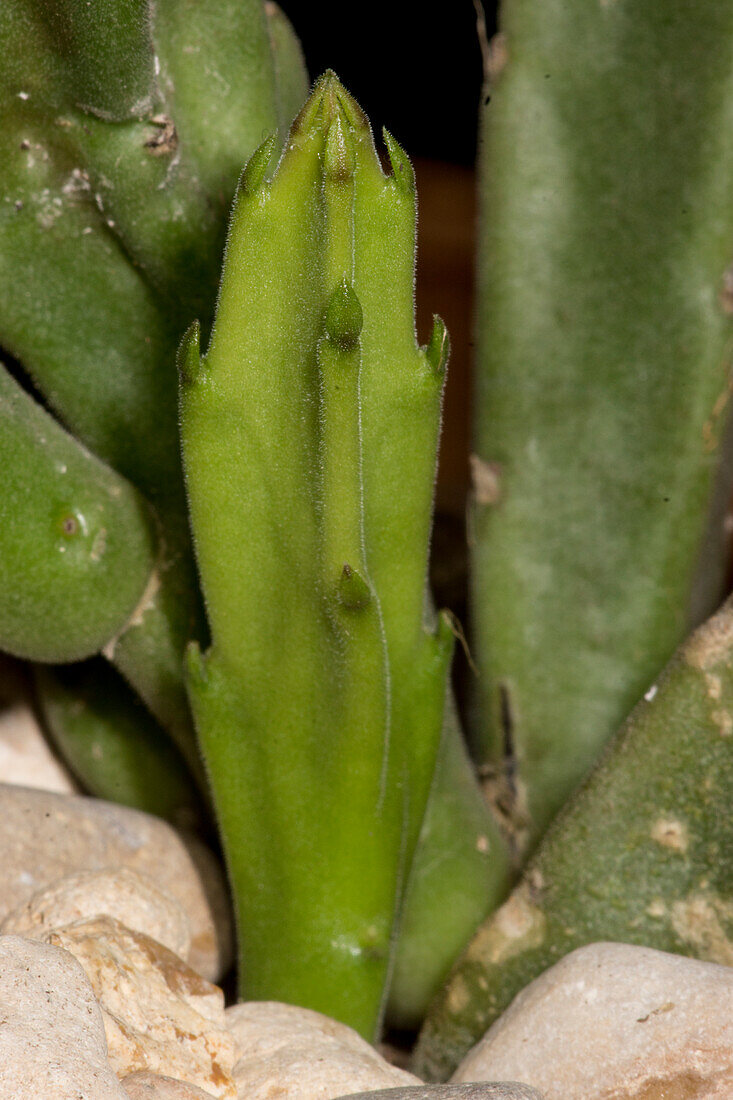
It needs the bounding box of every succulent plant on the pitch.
[1,0,732,1069]
[180,73,461,1037]
[0,0,505,1041]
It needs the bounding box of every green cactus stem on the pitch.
[35,660,202,831]
[470,0,733,850]
[180,73,453,1039]
[0,363,157,663]
[386,696,512,1031]
[414,594,733,1081]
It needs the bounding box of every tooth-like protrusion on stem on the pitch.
[177,320,203,386]
[337,563,372,611]
[383,128,416,195]
[425,315,450,376]
[239,131,279,198]
[324,279,363,349]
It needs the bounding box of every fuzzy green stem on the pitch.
[0,364,158,663]
[181,74,452,1038]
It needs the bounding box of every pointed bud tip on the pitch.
[239,131,278,196]
[317,69,343,99]
[325,72,369,133]
[426,315,450,373]
[325,280,363,350]
[383,129,416,194]
[292,71,369,140]
[177,320,203,385]
[337,564,371,610]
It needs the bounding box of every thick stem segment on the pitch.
[0,0,302,758]
[180,73,452,1039]
[35,659,201,831]
[0,364,157,663]
[471,0,733,850]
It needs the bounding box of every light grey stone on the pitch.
[453,941,733,1100]
[334,1086,544,1099]
[0,783,231,979]
[122,1070,217,1098]
[0,701,77,793]
[1,866,191,960]
[0,933,128,1099]
[226,1000,420,1099]
[46,915,236,1099]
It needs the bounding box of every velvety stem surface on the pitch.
[471,0,733,850]
[180,74,452,1039]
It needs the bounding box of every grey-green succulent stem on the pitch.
[1,0,286,466]
[0,88,184,510]
[0,363,158,664]
[61,0,282,332]
[470,0,733,850]
[152,0,279,230]
[35,0,155,120]
[415,594,733,1081]
[35,659,202,831]
[0,0,303,753]
[180,74,452,1039]
[0,5,202,749]
[104,553,207,789]
[0,90,202,758]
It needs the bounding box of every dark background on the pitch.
[278,1,499,167]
